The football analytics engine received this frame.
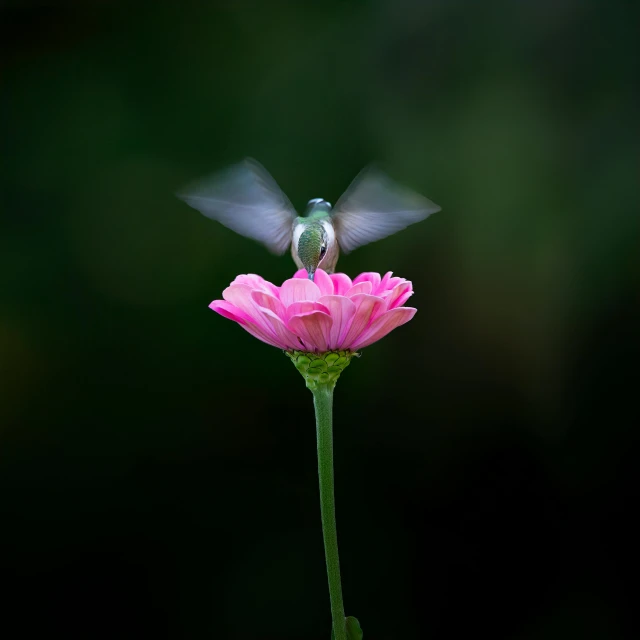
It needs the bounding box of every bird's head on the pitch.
[297,223,328,281]
[304,198,332,217]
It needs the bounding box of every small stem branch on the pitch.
[313,383,347,640]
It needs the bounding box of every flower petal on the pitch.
[313,269,334,296]
[223,284,287,343]
[351,307,417,350]
[222,284,265,326]
[338,293,385,349]
[251,290,287,321]
[346,281,372,297]
[288,310,333,352]
[382,277,405,295]
[232,274,279,297]
[393,288,413,308]
[259,308,303,349]
[385,282,413,309]
[237,323,285,348]
[353,272,381,292]
[279,278,321,306]
[318,295,356,349]
[286,301,330,322]
[330,273,352,296]
[379,271,394,291]
[291,269,333,295]
[209,301,284,348]
[209,300,251,323]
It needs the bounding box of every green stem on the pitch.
[312,383,347,640]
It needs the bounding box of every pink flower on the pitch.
[210,269,417,352]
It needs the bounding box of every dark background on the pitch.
[1,1,638,638]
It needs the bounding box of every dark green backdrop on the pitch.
[1,1,638,638]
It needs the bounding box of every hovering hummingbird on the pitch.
[177,158,440,281]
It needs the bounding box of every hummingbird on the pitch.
[177,158,440,281]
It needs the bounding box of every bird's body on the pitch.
[291,201,339,275]
[177,158,440,280]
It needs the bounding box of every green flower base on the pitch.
[284,350,358,391]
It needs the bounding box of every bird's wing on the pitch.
[331,166,441,254]
[176,158,296,254]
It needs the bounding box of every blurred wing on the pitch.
[331,167,441,253]
[176,158,296,254]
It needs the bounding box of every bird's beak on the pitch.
[307,268,315,281]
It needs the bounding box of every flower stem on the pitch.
[312,383,347,640]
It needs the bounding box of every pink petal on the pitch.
[279,278,321,306]
[330,273,352,296]
[318,295,356,350]
[222,284,265,326]
[379,271,394,291]
[351,307,417,350]
[223,284,286,342]
[251,291,287,321]
[381,277,405,294]
[346,281,372,297]
[392,289,413,309]
[286,300,330,322]
[313,269,334,296]
[209,300,251,323]
[232,274,279,297]
[231,274,264,287]
[259,308,303,350]
[291,269,333,295]
[209,301,284,348]
[338,293,385,349]
[385,282,414,309]
[237,323,285,348]
[288,310,333,352]
[353,272,381,292]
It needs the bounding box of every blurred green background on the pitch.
[1,1,638,638]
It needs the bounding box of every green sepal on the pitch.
[331,616,363,640]
[284,349,358,391]
[346,616,363,639]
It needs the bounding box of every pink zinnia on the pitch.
[210,269,416,352]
